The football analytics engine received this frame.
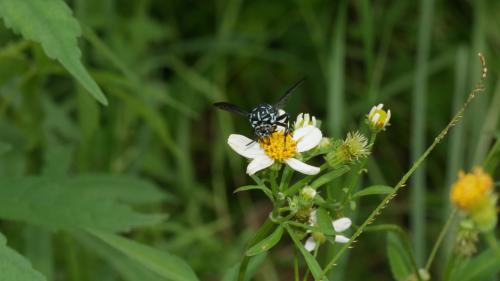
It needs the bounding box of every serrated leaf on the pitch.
[454,249,500,281]
[68,174,172,205]
[74,232,165,281]
[90,230,200,281]
[0,232,46,281]
[286,225,329,281]
[387,232,412,281]
[316,209,334,236]
[310,166,350,189]
[353,185,393,198]
[0,0,108,105]
[0,176,165,232]
[246,226,283,256]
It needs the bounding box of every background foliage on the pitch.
[0,0,499,280]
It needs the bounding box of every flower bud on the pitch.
[301,186,317,201]
[294,113,318,129]
[367,104,391,131]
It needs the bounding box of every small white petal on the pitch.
[285,158,320,175]
[384,110,391,126]
[312,116,317,127]
[335,235,349,243]
[377,103,384,109]
[309,209,317,226]
[304,236,317,252]
[371,113,380,124]
[368,106,376,117]
[332,218,352,232]
[228,135,265,158]
[246,155,274,175]
[293,126,322,152]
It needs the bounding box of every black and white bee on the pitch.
[213,79,304,140]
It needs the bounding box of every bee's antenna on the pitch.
[213,102,249,117]
[275,78,305,109]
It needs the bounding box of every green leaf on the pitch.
[0,176,165,232]
[74,232,165,281]
[310,166,350,189]
[353,185,394,198]
[454,249,500,281]
[0,0,108,105]
[316,208,334,236]
[387,232,412,281]
[285,225,329,281]
[246,226,283,256]
[234,185,273,201]
[221,253,267,281]
[90,231,200,281]
[0,232,46,281]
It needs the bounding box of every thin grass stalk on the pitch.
[327,0,346,138]
[410,0,435,264]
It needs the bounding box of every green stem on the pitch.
[320,54,487,278]
[294,249,300,281]
[425,209,457,271]
[341,133,377,207]
[238,219,275,281]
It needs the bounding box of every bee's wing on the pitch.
[213,102,249,117]
[274,78,305,109]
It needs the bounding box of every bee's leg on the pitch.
[246,139,256,147]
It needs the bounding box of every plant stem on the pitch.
[340,132,377,207]
[425,209,457,271]
[320,53,487,278]
[294,249,300,281]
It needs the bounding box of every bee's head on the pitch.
[254,124,275,138]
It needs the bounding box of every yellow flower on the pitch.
[450,167,493,211]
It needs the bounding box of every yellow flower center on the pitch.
[450,167,493,211]
[259,131,297,160]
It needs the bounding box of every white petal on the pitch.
[285,158,320,175]
[371,113,380,124]
[384,110,391,126]
[246,155,274,175]
[368,106,376,117]
[332,218,352,232]
[309,209,317,226]
[304,236,317,252]
[335,235,349,243]
[377,103,384,109]
[293,126,322,152]
[228,134,265,158]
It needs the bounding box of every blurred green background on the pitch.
[0,0,499,280]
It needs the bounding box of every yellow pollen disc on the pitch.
[259,131,297,160]
[450,167,493,211]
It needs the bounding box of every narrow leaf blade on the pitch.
[353,185,394,198]
[90,231,199,281]
[246,226,283,256]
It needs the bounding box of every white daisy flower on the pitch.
[367,104,391,131]
[294,113,317,129]
[227,125,322,175]
[304,210,352,252]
